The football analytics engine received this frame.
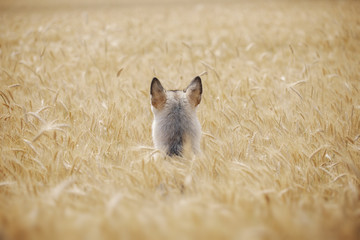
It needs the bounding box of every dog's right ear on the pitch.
[150,78,166,109]
[185,76,202,107]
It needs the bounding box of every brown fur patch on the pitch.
[151,78,167,109]
[185,77,202,107]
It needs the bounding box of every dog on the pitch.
[150,76,202,156]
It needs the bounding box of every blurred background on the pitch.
[0,0,235,8]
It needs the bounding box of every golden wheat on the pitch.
[0,1,359,239]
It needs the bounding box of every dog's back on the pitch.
[150,77,202,156]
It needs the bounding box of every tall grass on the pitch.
[1,1,359,239]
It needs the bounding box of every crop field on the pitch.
[0,0,360,239]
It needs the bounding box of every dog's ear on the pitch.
[150,78,166,109]
[185,76,202,107]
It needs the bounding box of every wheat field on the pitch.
[0,0,360,239]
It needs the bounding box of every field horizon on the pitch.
[1,1,360,239]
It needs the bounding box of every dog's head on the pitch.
[150,76,202,113]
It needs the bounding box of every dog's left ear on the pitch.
[185,76,202,107]
[151,78,166,109]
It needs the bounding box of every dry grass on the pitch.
[1,0,360,239]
